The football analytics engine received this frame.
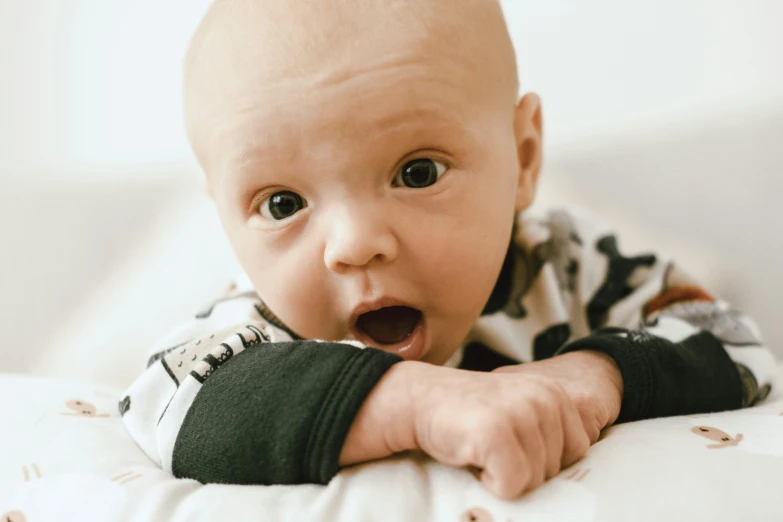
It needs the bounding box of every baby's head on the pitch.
[184,0,543,364]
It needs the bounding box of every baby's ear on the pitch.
[513,92,543,212]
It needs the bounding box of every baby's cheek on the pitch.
[426,222,508,304]
[252,257,340,340]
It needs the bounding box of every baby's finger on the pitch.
[479,424,531,499]
[574,402,603,445]
[559,394,591,467]
[535,394,564,479]
[514,414,547,491]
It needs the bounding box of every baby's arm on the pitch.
[121,291,400,485]
[122,287,592,498]
[508,209,776,425]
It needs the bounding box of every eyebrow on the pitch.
[369,105,463,134]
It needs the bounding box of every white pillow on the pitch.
[2,371,782,522]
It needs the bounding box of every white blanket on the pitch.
[2,371,783,522]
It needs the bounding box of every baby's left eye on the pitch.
[259,190,307,221]
[393,158,447,189]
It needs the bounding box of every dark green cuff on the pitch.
[557,329,744,423]
[172,342,402,485]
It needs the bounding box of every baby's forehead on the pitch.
[213,85,484,184]
[185,0,518,172]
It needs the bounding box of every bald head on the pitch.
[182,0,519,171]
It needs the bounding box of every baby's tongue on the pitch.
[356,306,421,345]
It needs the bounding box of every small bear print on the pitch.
[460,507,495,522]
[60,399,109,418]
[22,463,41,482]
[2,511,27,522]
[691,426,743,449]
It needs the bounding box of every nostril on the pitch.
[325,242,388,271]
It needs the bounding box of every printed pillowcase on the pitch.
[2,371,783,522]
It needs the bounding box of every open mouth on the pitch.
[355,306,423,346]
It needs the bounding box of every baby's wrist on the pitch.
[339,361,427,466]
[376,360,433,453]
[577,350,622,389]
[567,350,623,422]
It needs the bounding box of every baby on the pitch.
[121,0,776,500]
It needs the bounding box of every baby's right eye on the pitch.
[259,190,307,221]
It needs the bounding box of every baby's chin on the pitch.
[416,328,471,366]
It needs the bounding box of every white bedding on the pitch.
[3,370,783,522]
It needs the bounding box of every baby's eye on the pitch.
[394,158,447,189]
[259,190,307,221]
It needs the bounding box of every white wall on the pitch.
[2,0,781,179]
[1,0,210,178]
[1,1,61,176]
[501,0,783,147]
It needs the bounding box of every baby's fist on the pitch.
[406,364,591,498]
[493,351,623,443]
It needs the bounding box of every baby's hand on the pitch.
[341,361,591,499]
[493,351,623,444]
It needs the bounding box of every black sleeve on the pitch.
[171,341,402,485]
[556,328,744,423]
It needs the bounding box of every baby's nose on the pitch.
[323,206,398,272]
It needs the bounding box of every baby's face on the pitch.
[187,0,541,364]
